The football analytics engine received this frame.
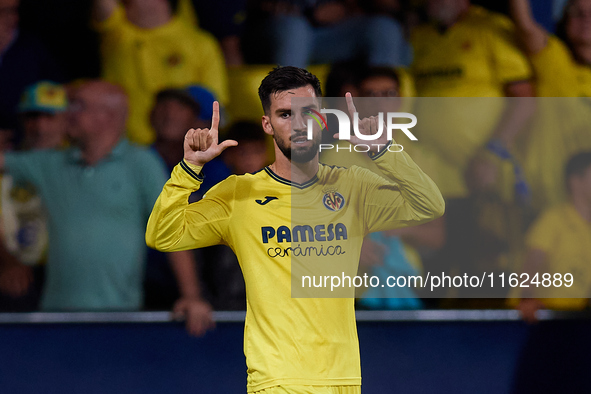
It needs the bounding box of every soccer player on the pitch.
[146,66,445,393]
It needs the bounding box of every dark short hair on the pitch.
[325,60,367,97]
[565,151,591,191]
[360,67,400,87]
[258,66,322,115]
[225,121,266,144]
[155,88,200,117]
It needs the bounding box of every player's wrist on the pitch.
[367,140,393,159]
[180,159,205,182]
[184,157,206,168]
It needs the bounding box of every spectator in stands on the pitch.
[92,0,229,146]
[151,88,209,171]
[18,81,69,150]
[0,81,67,311]
[0,80,213,335]
[0,0,63,146]
[409,1,536,304]
[241,0,412,68]
[411,0,534,187]
[411,0,536,196]
[177,0,247,65]
[511,0,591,96]
[146,86,208,311]
[152,85,227,194]
[517,152,591,322]
[509,0,591,212]
[320,67,445,309]
[412,0,533,98]
[148,86,250,311]
[198,121,266,310]
[324,60,365,98]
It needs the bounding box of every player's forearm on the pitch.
[146,162,203,251]
[372,143,445,222]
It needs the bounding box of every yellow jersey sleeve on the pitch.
[360,142,445,234]
[146,161,235,251]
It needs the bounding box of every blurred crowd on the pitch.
[1,0,591,323]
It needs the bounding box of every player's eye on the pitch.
[280,112,291,119]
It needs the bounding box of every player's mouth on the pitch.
[291,134,309,145]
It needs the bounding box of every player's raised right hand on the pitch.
[184,101,238,167]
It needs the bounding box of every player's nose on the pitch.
[291,110,307,132]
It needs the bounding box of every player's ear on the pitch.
[262,115,273,136]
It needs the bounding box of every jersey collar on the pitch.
[264,167,319,189]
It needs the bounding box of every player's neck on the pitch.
[269,158,319,185]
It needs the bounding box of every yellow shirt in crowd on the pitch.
[409,6,532,198]
[95,5,228,145]
[146,146,444,392]
[525,203,591,310]
[411,5,531,98]
[516,36,591,211]
[533,35,591,97]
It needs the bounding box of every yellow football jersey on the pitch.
[95,5,228,145]
[523,203,591,309]
[146,146,444,392]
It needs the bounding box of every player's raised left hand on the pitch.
[335,92,389,153]
[184,101,238,167]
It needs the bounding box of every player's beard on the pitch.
[273,126,321,164]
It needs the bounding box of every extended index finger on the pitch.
[211,101,220,131]
[345,92,357,117]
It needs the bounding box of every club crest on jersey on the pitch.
[323,191,345,211]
